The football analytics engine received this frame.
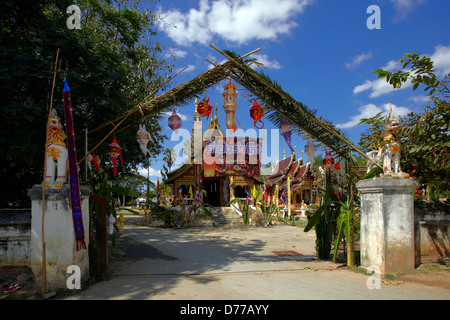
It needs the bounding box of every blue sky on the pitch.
[138,0,450,182]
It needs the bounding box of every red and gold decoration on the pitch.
[222,80,238,133]
[168,107,182,132]
[197,96,213,120]
[250,99,264,129]
[323,151,335,170]
[108,137,123,176]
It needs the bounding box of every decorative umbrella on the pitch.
[168,108,182,132]
[108,137,123,176]
[222,80,238,133]
[250,99,264,129]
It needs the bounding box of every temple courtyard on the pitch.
[61,211,449,301]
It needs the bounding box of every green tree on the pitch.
[369,53,449,196]
[0,0,174,202]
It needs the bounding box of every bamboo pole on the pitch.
[41,48,60,294]
[211,45,382,168]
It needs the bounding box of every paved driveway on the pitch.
[64,212,450,301]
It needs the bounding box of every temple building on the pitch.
[266,150,316,210]
[165,99,263,207]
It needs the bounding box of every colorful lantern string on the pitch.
[108,137,123,176]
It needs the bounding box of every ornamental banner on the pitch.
[203,137,262,178]
[63,79,86,250]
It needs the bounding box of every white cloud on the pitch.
[431,44,450,76]
[336,103,412,129]
[158,0,313,46]
[353,78,412,98]
[389,0,428,22]
[165,47,189,59]
[353,45,450,98]
[249,54,282,70]
[345,52,372,69]
[138,166,162,179]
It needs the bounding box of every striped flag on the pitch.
[157,193,162,205]
[280,192,286,205]
[246,193,253,205]
[178,184,182,196]
[196,192,203,204]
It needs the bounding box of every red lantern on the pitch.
[250,99,264,129]
[168,108,182,132]
[197,97,212,120]
[108,137,123,176]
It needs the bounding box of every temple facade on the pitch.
[266,150,316,210]
[165,99,262,207]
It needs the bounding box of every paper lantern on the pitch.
[280,118,294,152]
[168,108,182,132]
[137,124,153,157]
[108,137,123,176]
[305,137,317,165]
[197,96,213,120]
[222,80,238,133]
[250,99,264,129]
[323,151,335,169]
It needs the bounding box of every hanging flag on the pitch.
[178,184,182,197]
[196,191,203,205]
[252,185,256,200]
[62,79,86,250]
[280,192,286,205]
[157,193,162,205]
[280,118,294,153]
[108,137,123,176]
[246,193,253,205]
[262,184,267,202]
[274,185,279,202]
[189,185,193,199]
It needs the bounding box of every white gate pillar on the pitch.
[356,177,417,274]
[28,184,90,292]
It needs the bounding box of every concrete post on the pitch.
[356,177,417,274]
[28,184,90,292]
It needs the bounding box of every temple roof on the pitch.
[266,153,296,187]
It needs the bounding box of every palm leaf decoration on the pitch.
[90,47,369,161]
